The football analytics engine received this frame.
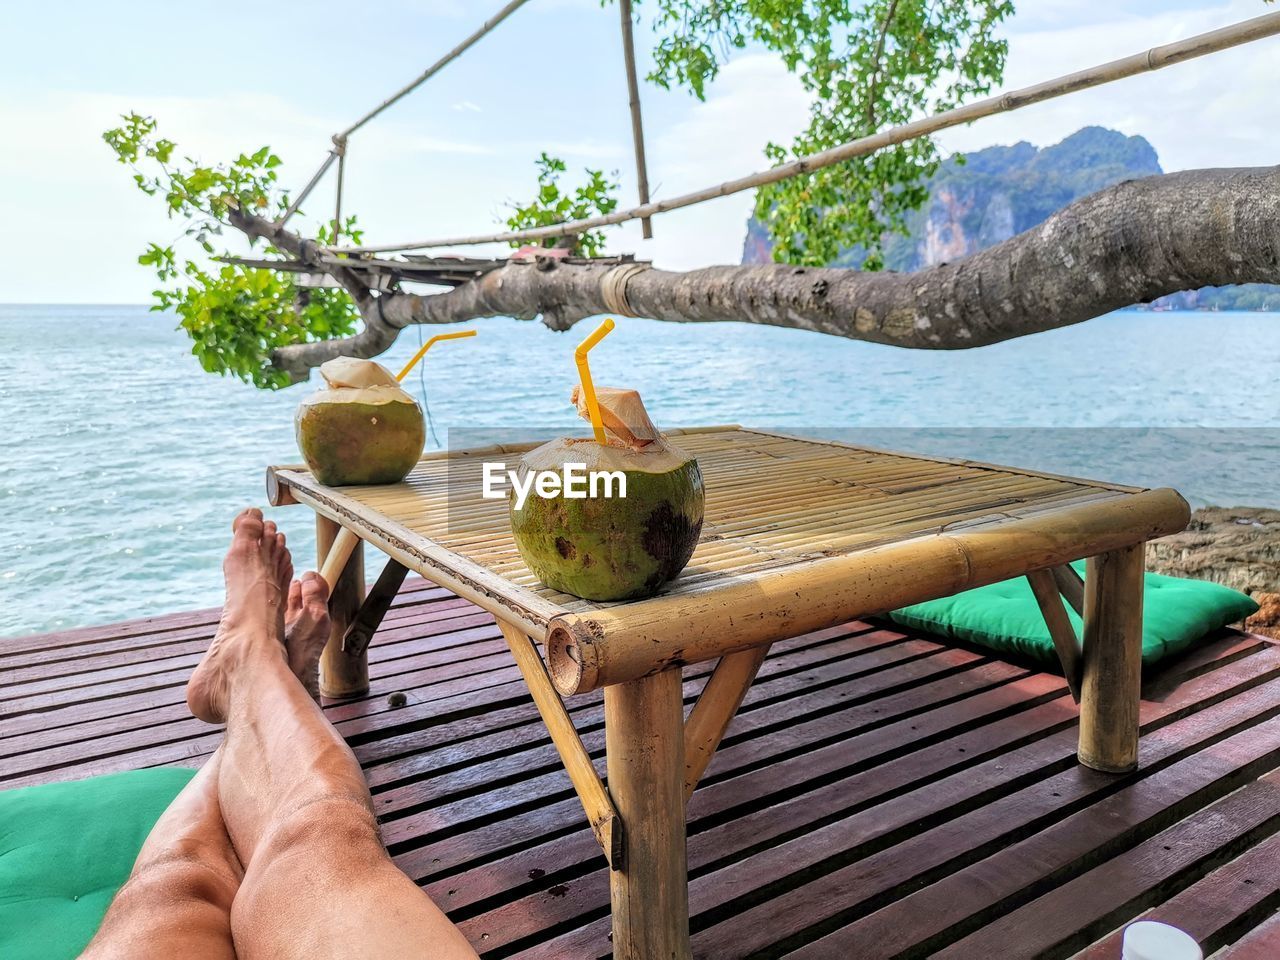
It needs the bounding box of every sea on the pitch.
[2,303,1277,638]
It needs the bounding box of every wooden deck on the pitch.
[2,579,1278,959]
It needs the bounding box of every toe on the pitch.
[231,508,264,547]
[300,571,331,614]
[276,534,293,583]
[286,579,303,622]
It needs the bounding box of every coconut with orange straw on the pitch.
[295,331,475,486]
[509,319,704,602]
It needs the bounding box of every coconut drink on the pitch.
[510,385,704,602]
[295,356,425,486]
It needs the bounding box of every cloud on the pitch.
[534,139,628,163]
[406,135,496,155]
[451,100,483,113]
[0,89,344,302]
[933,0,1277,171]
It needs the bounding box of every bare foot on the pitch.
[284,572,331,702]
[187,509,289,723]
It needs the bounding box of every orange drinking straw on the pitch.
[396,329,477,381]
[575,318,615,444]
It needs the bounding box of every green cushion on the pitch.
[0,767,196,960]
[888,563,1259,669]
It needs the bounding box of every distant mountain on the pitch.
[741,126,1279,311]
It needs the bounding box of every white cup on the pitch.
[1122,921,1203,960]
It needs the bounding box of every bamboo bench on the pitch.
[266,426,1191,960]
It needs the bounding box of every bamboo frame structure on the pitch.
[497,622,623,867]
[315,515,368,699]
[684,645,771,799]
[1079,545,1146,773]
[331,145,345,241]
[545,485,1187,695]
[606,668,690,959]
[268,426,1191,958]
[279,0,533,227]
[618,0,653,240]
[344,558,409,659]
[1027,568,1082,702]
[330,11,1280,253]
[1053,563,1087,616]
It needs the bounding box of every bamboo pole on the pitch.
[605,668,691,959]
[1026,569,1082,702]
[320,527,361,590]
[277,148,339,228]
[618,0,653,239]
[282,0,533,227]
[344,558,409,658]
[1052,563,1086,616]
[316,516,368,699]
[1078,544,1146,773]
[339,0,533,140]
[497,622,623,867]
[546,488,1189,695]
[332,11,1280,254]
[332,143,346,242]
[683,645,770,799]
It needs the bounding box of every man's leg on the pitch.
[81,540,335,960]
[79,751,241,960]
[187,508,478,960]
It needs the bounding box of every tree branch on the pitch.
[268,165,1280,378]
[864,0,902,130]
[226,207,402,382]
[226,206,374,308]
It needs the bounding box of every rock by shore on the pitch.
[1148,506,1280,639]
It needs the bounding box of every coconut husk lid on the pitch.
[299,357,418,408]
[570,385,663,450]
[541,384,693,474]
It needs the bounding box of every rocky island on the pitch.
[743,126,1280,312]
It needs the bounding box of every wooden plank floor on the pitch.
[2,578,1278,959]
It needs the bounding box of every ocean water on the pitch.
[2,304,1277,638]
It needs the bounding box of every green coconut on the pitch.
[295,357,425,486]
[510,386,704,602]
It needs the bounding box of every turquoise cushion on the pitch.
[888,562,1259,668]
[0,767,196,960]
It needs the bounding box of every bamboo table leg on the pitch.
[1078,543,1145,773]
[684,645,770,799]
[605,667,691,960]
[316,514,368,700]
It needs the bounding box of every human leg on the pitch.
[79,751,241,960]
[82,518,337,960]
[187,508,477,960]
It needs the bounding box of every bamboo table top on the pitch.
[268,427,1189,671]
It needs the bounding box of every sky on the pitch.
[1,0,1276,303]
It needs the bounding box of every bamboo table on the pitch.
[267,426,1190,960]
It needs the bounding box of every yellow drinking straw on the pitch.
[396,329,477,382]
[575,318,615,444]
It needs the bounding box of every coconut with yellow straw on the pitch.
[295,331,475,486]
[509,319,704,602]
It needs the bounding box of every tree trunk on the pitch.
[264,165,1280,381]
